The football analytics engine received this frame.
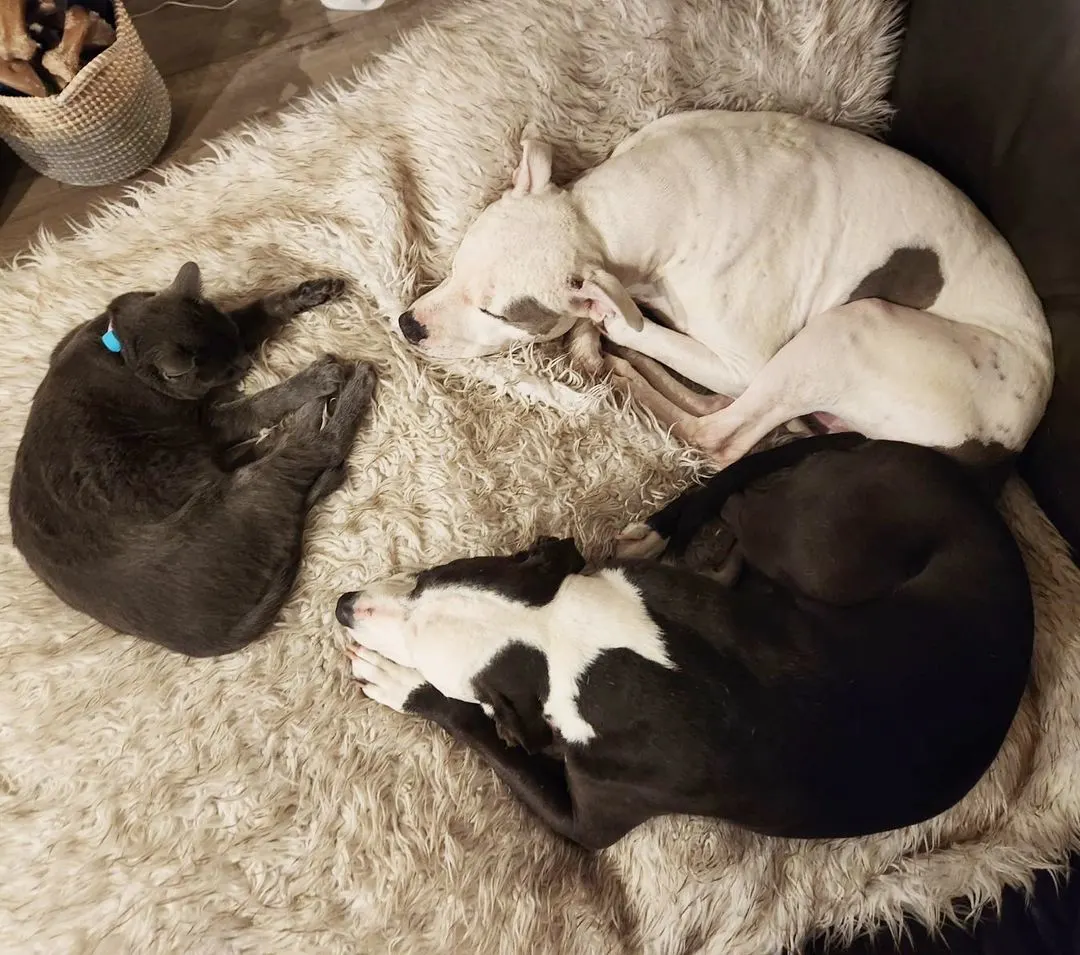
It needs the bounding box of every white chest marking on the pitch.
[415,570,676,746]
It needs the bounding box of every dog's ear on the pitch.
[472,643,554,754]
[163,261,202,300]
[511,129,554,197]
[505,536,586,606]
[571,269,645,332]
[516,536,587,576]
[482,685,553,754]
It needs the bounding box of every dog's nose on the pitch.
[336,592,357,627]
[398,310,429,344]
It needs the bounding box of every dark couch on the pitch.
[887,0,1080,559]
[807,2,1080,952]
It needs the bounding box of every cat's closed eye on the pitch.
[157,348,195,380]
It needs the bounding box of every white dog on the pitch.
[398,110,1053,468]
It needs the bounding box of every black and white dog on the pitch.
[336,434,1034,850]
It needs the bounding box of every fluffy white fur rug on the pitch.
[3,0,1080,952]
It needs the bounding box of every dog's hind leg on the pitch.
[604,343,732,417]
[604,352,700,433]
[616,433,866,560]
[685,299,1046,470]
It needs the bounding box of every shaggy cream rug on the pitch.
[2,0,1080,952]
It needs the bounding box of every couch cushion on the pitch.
[886,0,1080,556]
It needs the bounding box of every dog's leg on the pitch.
[601,312,762,397]
[604,343,732,416]
[210,355,351,445]
[349,648,645,851]
[616,432,866,560]
[566,319,604,376]
[684,299,1042,469]
[605,353,700,433]
[228,277,347,352]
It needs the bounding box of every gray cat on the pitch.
[10,262,376,657]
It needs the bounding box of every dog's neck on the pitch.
[543,570,673,666]
[570,181,665,285]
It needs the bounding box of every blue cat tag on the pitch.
[101,326,122,353]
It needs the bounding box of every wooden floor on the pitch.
[0,0,439,262]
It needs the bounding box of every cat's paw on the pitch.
[330,362,377,418]
[288,277,348,312]
[304,354,353,398]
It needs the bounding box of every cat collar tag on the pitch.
[101,324,122,353]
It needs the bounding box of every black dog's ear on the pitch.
[520,536,586,575]
[478,684,553,755]
[506,536,587,606]
[472,643,554,754]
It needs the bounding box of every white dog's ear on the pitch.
[511,131,553,197]
[570,269,645,332]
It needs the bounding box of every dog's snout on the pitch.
[336,592,357,628]
[398,310,429,345]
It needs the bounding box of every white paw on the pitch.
[614,522,667,560]
[347,645,426,714]
[600,312,638,348]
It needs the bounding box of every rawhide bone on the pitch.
[0,0,46,96]
[41,3,112,89]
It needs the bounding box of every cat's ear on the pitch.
[165,262,202,299]
[154,345,195,380]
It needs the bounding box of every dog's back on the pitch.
[603,441,1033,838]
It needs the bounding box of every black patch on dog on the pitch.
[846,246,945,310]
[413,536,586,607]
[471,642,553,753]
[502,296,564,335]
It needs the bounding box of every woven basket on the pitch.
[0,0,170,186]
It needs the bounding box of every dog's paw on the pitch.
[599,310,639,348]
[347,645,427,714]
[614,522,668,560]
[288,277,348,312]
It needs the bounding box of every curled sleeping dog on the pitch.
[397,110,1052,470]
[9,263,377,657]
[337,434,1033,850]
